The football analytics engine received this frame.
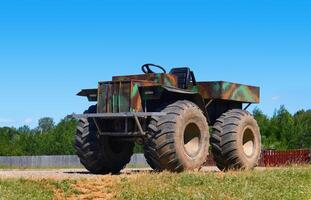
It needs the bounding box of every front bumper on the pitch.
[68,112,166,137]
[68,112,166,119]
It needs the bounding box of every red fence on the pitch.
[206,149,311,167]
[260,149,310,166]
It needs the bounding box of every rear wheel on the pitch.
[210,109,261,171]
[144,100,210,172]
[75,105,134,174]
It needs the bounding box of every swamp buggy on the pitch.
[71,64,261,174]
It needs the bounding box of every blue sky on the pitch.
[0,0,310,127]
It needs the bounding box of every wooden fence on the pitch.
[260,149,310,166]
[206,149,311,167]
[0,150,310,168]
[0,154,147,168]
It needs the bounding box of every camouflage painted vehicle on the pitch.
[71,64,261,174]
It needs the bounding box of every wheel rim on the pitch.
[242,127,255,157]
[183,123,201,157]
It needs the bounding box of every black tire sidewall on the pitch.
[76,105,134,174]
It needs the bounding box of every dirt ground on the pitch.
[0,167,221,180]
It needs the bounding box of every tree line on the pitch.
[0,118,77,156]
[0,106,310,156]
[0,117,143,156]
[253,106,311,150]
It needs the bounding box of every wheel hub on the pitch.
[242,127,255,157]
[183,123,201,157]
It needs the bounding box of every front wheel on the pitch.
[210,109,261,171]
[144,100,210,172]
[75,105,134,174]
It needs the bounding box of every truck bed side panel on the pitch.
[194,81,260,103]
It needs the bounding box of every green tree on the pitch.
[253,108,271,148]
[292,110,311,148]
[18,125,31,133]
[38,117,55,132]
[43,118,77,155]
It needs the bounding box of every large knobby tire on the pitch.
[144,100,210,172]
[210,109,261,171]
[75,105,134,174]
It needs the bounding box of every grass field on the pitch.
[1,166,311,200]
[0,179,79,200]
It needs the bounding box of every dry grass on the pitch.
[66,176,117,200]
[0,179,80,200]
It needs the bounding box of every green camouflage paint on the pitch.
[97,73,178,113]
[191,81,259,103]
[90,72,259,113]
